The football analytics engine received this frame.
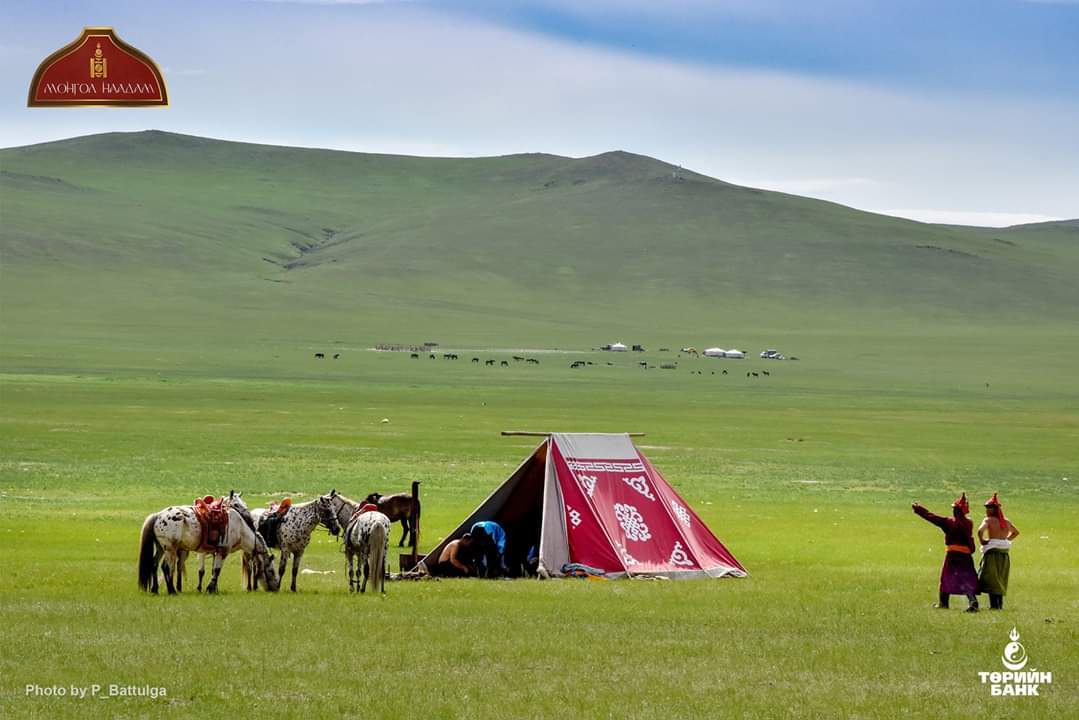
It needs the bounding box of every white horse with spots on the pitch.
[138,494,280,594]
[250,492,341,592]
[344,509,391,594]
[197,494,264,591]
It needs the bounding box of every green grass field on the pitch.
[1,345,1076,718]
[1,133,1077,718]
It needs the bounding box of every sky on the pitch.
[1,0,1077,226]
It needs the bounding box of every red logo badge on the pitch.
[28,27,168,107]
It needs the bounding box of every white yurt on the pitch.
[703,347,726,358]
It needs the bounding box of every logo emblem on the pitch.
[28,27,167,107]
[1002,627,1028,671]
[977,626,1053,696]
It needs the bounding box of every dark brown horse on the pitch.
[362,492,420,547]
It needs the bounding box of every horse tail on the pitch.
[138,513,159,592]
[375,517,389,593]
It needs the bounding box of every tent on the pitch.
[609,342,628,352]
[724,349,746,359]
[703,347,726,357]
[418,433,747,579]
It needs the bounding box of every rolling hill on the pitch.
[1,131,1077,362]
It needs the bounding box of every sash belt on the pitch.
[945,544,973,554]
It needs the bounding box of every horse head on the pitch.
[253,535,281,592]
[317,492,342,536]
[363,492,383,505]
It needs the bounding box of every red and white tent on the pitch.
[419,433,747,579]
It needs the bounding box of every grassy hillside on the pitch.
[2,130,1076,368]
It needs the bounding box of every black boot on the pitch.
[989,594,1003,610]
[965,594,979,613]
[935,592,950,609]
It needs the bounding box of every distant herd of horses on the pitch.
[313,351,781,375]
[137,489,419,597]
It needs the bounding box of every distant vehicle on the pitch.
[632,344,645,352]
[760,349,786,360]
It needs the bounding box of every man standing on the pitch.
[912,494,979,612]
[470,520,508,578]
[977,492,1019,609]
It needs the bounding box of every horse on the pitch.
[362,491,420,547]
[138,493,279,594]
[324,488,359,529]
[198,493,264,591]
[344,510,391,594]
[250,492,341,592]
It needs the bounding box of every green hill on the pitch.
[1,130,1076,364]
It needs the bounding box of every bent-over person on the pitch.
[437,533,475,577]
[977,492,1019,610]
[912,493,979,612]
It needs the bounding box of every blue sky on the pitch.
[1,0,1076,225]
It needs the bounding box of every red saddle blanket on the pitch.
[349,503,380,523]
[194,496,230,552]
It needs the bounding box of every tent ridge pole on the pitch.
[501,431,645,437]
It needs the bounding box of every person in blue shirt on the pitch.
[470,520,509,578]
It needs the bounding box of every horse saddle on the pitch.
[193,495,230,552]
[258,498,292,549]
[349,503,379,523]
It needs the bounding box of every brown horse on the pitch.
[362,492,420,547]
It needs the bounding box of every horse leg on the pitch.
[206,554,224,594]
[175,548,186,595]
[162,551,177,595]
[398,518,408,547]
[197,553,206,592]
[290,550,301,593]
[151,545,163,594]
[347,550,356,593]
[278,552,289,590]
[360,554,369,594]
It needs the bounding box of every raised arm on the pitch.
[1006,522,1020,541]
[912,503,949,531]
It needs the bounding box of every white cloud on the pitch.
[876,210,1064,228]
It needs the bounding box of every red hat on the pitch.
[984,492,1008,530]
[952,493,970,514]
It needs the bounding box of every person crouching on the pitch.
[436,533,475,577]
[912,493,979,612]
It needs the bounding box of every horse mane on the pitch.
[230,500,257,533]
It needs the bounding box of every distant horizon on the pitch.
[4,127,1072,230]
